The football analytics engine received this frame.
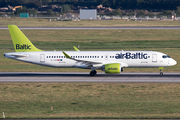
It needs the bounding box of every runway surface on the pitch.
[1,26,180,30]
[0,72,180,83]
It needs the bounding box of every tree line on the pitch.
[1,0,180,11]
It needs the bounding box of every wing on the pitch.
[62,51,128,68]
[63,51,102,65]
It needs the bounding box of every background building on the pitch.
[80,9,97,20]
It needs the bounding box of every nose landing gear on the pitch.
[159,67,164,76]
[160,69,163,76]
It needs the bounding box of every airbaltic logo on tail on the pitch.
[16,44,31,50]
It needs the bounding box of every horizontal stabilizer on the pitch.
[4,53,27,58]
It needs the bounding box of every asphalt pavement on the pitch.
[0,72,180,83]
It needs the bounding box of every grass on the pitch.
[1,83,180,118]
[1,17,180,27]
[0,29,180,72]
[2,29,180,43]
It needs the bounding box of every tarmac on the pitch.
[0,72,180,83]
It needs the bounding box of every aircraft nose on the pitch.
[170,59,177,66]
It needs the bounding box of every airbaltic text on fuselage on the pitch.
[115,52,148,59]
[16,44,31,50]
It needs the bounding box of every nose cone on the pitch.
[169,59,177,66]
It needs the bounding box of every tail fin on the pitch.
[8,25,42,52]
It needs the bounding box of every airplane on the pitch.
[4,25,177,76]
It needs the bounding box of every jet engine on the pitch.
[102,63,121,74]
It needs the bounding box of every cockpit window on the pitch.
[162,55,171,58]
[162,55,166,58]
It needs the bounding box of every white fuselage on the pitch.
[4,51,177,70]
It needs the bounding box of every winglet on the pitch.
[73,46,80,51]
[63,51,72,59]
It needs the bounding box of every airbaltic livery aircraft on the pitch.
[4,25,177,76]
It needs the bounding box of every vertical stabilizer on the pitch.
[8,25,42,52]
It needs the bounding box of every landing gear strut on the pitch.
[160,69,163,76]
[90,70,97,76]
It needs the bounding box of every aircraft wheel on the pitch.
[94,70,97,75]
[90,70,97,76]
[160,72,163,76]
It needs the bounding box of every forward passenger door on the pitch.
[152,54,157,62]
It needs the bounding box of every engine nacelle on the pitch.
[102,63,121,74]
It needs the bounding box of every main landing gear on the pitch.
[90,70,97,76]
[160,69,163,76]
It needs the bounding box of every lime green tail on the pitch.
[8,25,42,52]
